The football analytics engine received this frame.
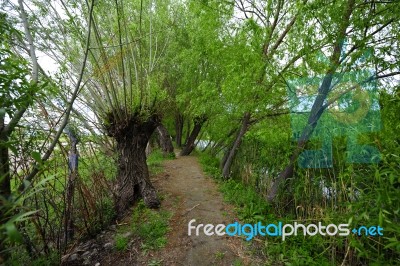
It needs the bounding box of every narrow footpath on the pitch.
[151,154,247,265]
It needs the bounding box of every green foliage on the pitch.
[79,150,117,182]
[219,179,270,224]
[95,197,116,231]
[8,249,59,266]
[264,235,332,266]
[198,152,221,178]
[77,0,173,124]
[214,250,225,260]
[345,155,400,264]
[0,176,55,263]
[0,13,33,118]
[232,259,243,266]
[114,234,129,251]
[147,149,170,174]
[131,200,171,252]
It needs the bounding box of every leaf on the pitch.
[5,222,23,243]
[7,210,39,224]
[31,151,42,164]
[9,144,18,156]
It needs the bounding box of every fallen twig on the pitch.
[184,204,200,215]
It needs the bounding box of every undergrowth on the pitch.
[131,200,172,252]
[197,151,400,266]
[147,149,175,174]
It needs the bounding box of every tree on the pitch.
[0,6,39,203]
[156,124,174,157]
[66,0,177,214]
[0,12,35,262]
[216,0,312,178]
[267,0,400,201]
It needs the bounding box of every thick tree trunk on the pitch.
[180,116,206,156]
[108,113,161,216]
[175,113,184,147]
[156,124,174,156]
[222,112,251,179]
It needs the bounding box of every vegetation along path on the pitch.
[92,153,251,266]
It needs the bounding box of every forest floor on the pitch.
[68,153,259,266]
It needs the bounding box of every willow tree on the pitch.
[267,0,400,201]
[211,0,315,178]
[166,0,233,156]
[77,0,174,214]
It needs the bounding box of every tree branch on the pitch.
[3,0,39,136]
[19,0,96,192]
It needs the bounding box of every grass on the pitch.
[131,200,172,252]
[218,179,272,224]
[198,151,221,178]
[233,259,243,266]
[147,149,175,174]
[115,234,129,251]
[215,251,225,260]
[8,248,59,266]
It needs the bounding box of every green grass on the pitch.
[198,151,221,178]
[115,234,129,251]
[232,259,243,266]
[131,200,172,252]
[8,249,59,266]
[147,149,174,174]
[218,179,271,224]
[215,251,225,260]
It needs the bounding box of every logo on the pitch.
[188,219,383,241]
[287,49,381,168]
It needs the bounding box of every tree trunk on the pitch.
[0,139,10,204]
[156,124,174,156]
[0,113,10,200]
[108,114,161,216]
[184,119,191,147]
[0,117,11,263]
[64,128,79,246]
[145,141,152,157]
[266,74,336,201]
[180,116,206,156]
[222,112,251,179]
[175,113,184,147]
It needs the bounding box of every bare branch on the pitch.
[19,0,96,192]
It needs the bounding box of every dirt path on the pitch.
[68,154,250,266]
[151,154,247,266]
